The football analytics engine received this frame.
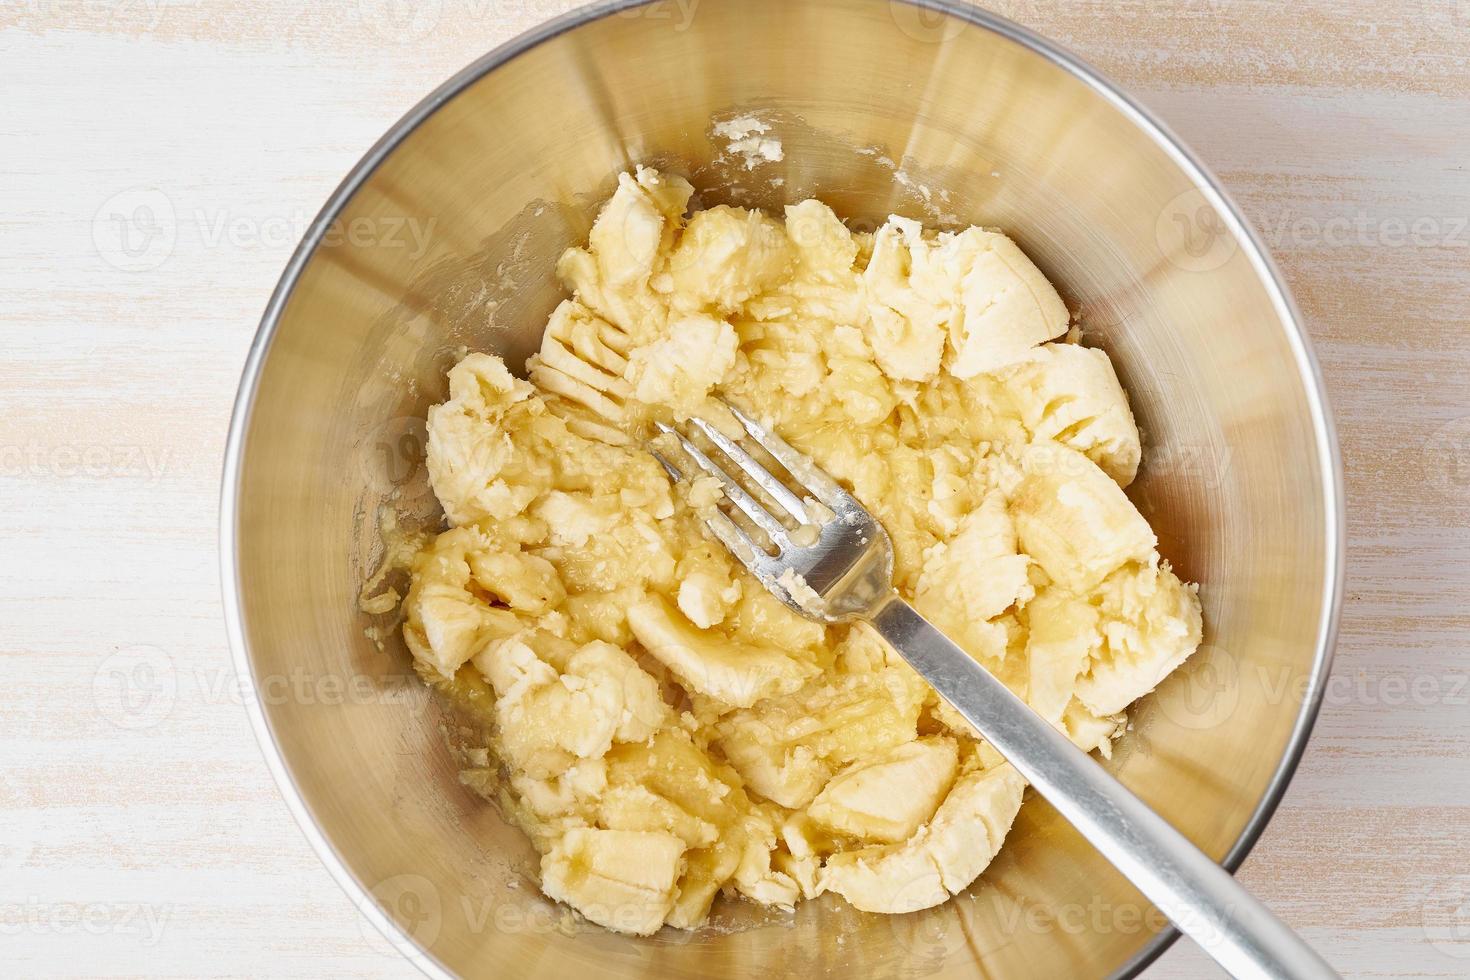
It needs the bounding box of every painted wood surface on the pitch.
[2,1,1467,976]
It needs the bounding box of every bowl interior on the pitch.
[226,1,1337,976]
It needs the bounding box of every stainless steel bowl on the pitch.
[221,1,1343,976]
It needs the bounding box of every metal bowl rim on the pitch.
[218,2,1345,976]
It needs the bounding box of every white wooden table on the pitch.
[3,1,1467,976]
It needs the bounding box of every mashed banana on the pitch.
[388,167,1202,935]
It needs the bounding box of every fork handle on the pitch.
[868,595,1337,980]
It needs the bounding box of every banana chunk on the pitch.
[401,525,527,678]
[914,489,1033,659]
[603,731,757,931]
[1025,588,1101,724]
[1010,442,1156,593]
[627,596,818,708]
[407,581,491,678]
[1061,698,1126,757]
[715,667,927,808]
[466,548,565,614]
[1074,561,1203,716]
[668,205,794,312]
[541,828,687,936]
[529,299,635,429]
[625,312,739,417]
[808,736,959,843]
[729,810,805,909]
[819,763,1026,913]
[474,633,671,779]
[1000,342,1142,486]
[558,166,693,342]
[676,568,742,629]
[425,353,540,525]
[947,231,1069,377]
[667,844,742,930]
[861,218,1068,381]
[783,199,859,279]
[861,217,950,382]
[597,783,720,849]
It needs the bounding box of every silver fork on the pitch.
[658,401,1337,980]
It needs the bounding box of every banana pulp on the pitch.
[384,168,1203,936]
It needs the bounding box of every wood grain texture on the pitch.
[1,0,1466,976]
